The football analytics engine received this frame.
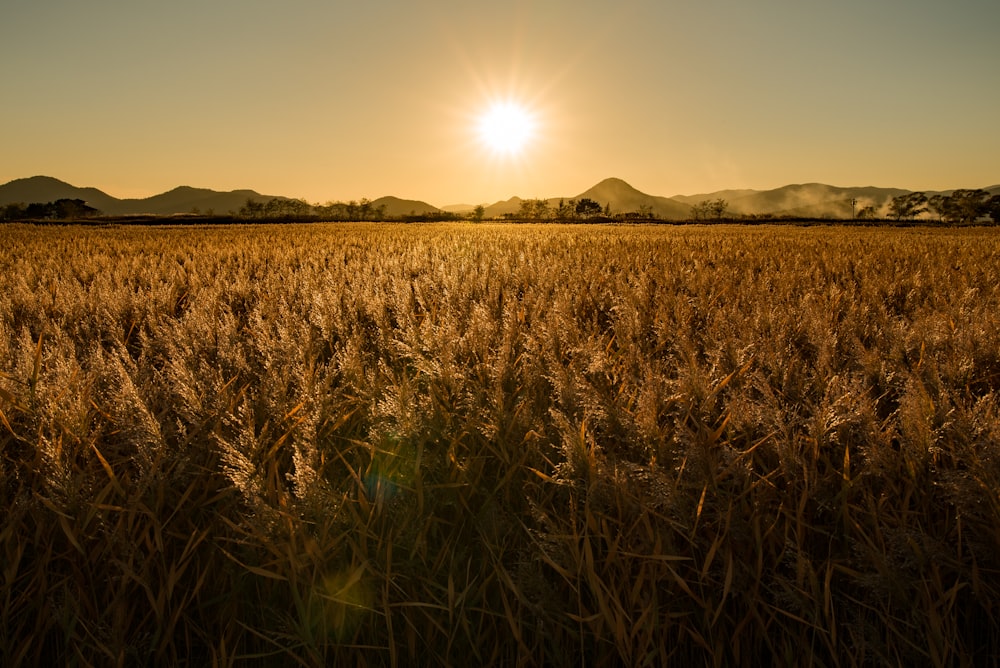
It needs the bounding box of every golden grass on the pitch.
[1,222,999,665]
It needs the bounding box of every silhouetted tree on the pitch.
[928,190,991,224]
[887,192,928,220]
[857,205,879,220]
[518,199,549,220]
[985,195,1000,224]
[358,198,373,221]
[709,198,728,220]
[575,198,602,218]
[948,189,991,223]
[239,198,265,218]
[470,204,486,222]
[1,203,25,220]
[692,198,727,220]
[554,198,575,221]
[6,199,98,220]
[928,194,952,222]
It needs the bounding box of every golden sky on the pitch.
[2,0,997,206]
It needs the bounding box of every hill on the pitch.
[0,176,281,216]
[371,196,441,217]
[483,196,525,218]
[483,180,693,220]
[116,186,288,216]
[3,175,995,221]
[575,178,691,219]
[720,184,910,218]
[0,176,122,213]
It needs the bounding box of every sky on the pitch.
[2,0,997,206]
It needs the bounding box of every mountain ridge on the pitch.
[0,176,285,216]
[2,175,996,220]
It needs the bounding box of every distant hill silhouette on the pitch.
[122,186,287,216]
[673,184,915,218]
[478,179,948,220]
[575,178,692,219]
[371,196,441,217]
[483,196,525,218]
[681,184,1000,219]
[2,175,995,220]
[724,183,910,218]
[0,176,122,213]
[482,179,692,219]
[0,176,282,216]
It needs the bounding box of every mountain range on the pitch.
[2,175,998,220]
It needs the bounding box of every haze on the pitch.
[1,0,996,205]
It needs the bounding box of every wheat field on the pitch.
[1,222,998,666]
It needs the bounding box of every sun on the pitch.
[477,102,536,156]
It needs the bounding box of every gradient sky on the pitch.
[2,0,997,206]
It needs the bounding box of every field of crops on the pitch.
[1,222,999,665]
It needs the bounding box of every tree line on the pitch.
[507,197,613,221]
[5,191,997,224]
[886,189,999,223]
[1,199,101,221]
[238,197,398,221]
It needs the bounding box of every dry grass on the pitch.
[1,222,999,665]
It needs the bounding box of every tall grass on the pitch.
[1,222,998,665]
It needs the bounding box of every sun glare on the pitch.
[477,102,536,156]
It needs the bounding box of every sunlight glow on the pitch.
[477,102,536,156]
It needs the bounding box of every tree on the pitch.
[54,199,99,218]
[470,204,486,222]
[887,192,927,220]
[692,198,727,221]
[357,198,373,221]
[574,198,602,218]
[985,195,1000,225]
[239,198,265,218]
[554,198,576,221]
[518,199,550,220]
[856,205,879,220]
[2,203,25,220]
[929,190,991,224]
[517,199,533,219]
[927,194,954,222]
[533,199,550,220]
[948,189,991,224]
[709,198,728,220]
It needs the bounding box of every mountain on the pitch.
[671,189,761,206]
[674,184,907,218]
[0,176,281,216]
[716,183,910,218]
[3,175,995,221]
[371,196,441,217]
[116,186,285,216]
[482,179,692,219]
[483,196,524,218]
[575,178,691,219]
[0,176,122,213]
